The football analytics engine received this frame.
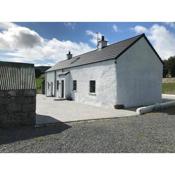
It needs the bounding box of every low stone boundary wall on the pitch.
[0,89,36,127]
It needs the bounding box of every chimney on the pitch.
[67,51,72,59]
[97,35,108,49]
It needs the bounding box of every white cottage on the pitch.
[45,34,163,108]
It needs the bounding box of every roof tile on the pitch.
[47,34,143,72]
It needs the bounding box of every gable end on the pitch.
[142,35,163,64]
[115,34,163,65]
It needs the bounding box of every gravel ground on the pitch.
[1,107,175,153]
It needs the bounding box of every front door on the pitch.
[61,80,64,98]
[51,82,53,96]
[56,80,59,98]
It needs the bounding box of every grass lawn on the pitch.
[162,82,175,94]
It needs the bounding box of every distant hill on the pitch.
[35,66,51,78]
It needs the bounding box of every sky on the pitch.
[0,22,175,66]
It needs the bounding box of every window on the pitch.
[47,82,50,89]
[56,81,59,90]
[73,80,77,91]
[89,80,96,93]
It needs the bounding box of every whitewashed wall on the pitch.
[69,60,117,107]
[46,37,162,108]
[116,37,163,107]
[45,71,55,96]
[55,70,71,98]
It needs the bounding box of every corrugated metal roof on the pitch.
[0,61,36,90]
[47,34,144,72]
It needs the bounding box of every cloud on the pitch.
[0,22,93,65]
[0,22,17,30]
[132,24,175,59]
[86,30,102,45]
[112,24,118,32]
[64,22,76,29]
[131,25,147,34]
[0,23,43,50]
[164,22,175,28]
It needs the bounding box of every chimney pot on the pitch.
[97,35,107,49]
[67,51,73,59]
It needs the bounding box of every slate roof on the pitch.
[58,71,70,76]
[47,34,162,72]
[0,61,36,90]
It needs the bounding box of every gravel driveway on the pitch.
[1,107,175,153]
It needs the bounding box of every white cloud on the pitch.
[86,30,102,45]
[64,22,76,29]
[0,22,93,65]
[112,24,118,32]
[0,22,17,30]
[132,24,175,59]
[148,24,175,59]
[132,25,147,34]
[0,23,44,50]
[164,22,175,28]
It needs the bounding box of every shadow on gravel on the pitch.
[36,114,63,125]
[0,116,71,145]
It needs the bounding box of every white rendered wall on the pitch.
[69,60,117,107]
[116,37,163,107]
[45,71,55,97]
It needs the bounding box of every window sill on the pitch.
[89,92,96,96]
[72,90,77,92]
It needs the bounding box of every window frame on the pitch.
[73,80,77,91]
[89,80,96,94]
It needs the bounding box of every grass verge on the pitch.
[162,82,175,94]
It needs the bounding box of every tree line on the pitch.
[163,56,175,78]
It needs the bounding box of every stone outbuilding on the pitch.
[45,34,163,108]
[0,61,36,127]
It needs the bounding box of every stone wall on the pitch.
[162,78,175,83]
[0,89,36,127]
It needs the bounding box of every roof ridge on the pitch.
[114,33,145,59]
[105,33,144,48]
[70,33,144,59]
[46,33,145,72]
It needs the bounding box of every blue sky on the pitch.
[0,22,175,65]
[15,22,165,46]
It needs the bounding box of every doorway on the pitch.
[61,80,64,98]
[51,82,53,96]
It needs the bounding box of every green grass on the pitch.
[162,82,175,94]
[36,75,44,94]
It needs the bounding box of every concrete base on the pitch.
[36,95,137,125]
[36,94,175,126]
[136,94,175,115]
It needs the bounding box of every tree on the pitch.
[163,60,168,78]
[35,69,42,78]
[167,56,175,77]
